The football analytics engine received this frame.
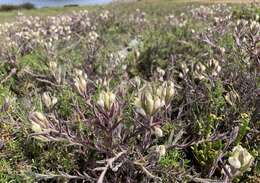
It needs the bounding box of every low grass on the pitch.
[0,0,255,23]
[0,5,102,23]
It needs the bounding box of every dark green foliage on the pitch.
[0,3,35,12]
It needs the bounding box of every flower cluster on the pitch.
[74,69,88,96]
[207,59,221,77]
[227,145,254,176]
[0,10,93,54]
[134,81,175,117]
[100,10,110,21]
[134,88,165,117]
[191,5,214,19]
[42,92,57,109]
[97,90,117,111]
[165,13,187,27]
[130,8,147,25]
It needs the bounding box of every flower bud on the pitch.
[229,152,241,169]
[208,59,221,76]
[153,126,163,138]
[88,31,99,43]
[134,49,140,60]
[49,61,57,72]
[144,92,154,116]
[133,76,141,88]
[165,81,175,104]
[220,47,225,54]
[180,63,189,74]
[156,145,166,157]
[134,97,146,117]
[42,92,51,108]
[156,67,165,81]
[154,96,164,112]
[97,99,104,108]
[156,81,175,105]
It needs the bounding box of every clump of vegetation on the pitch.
[0,3,35,12]
[0,0,259,182]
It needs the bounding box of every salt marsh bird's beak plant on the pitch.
[29,112,51,142]
[179,62,189,79]
[134,82,175,148]
[226,145,254,178]
[0,2,259,182]
[94,90,120,130]
[74,69,88,97]
[156,81,175,107]
[48,61,63,84]
[194,62,206,80]
[208,59,221,77]
[134,86,165,118]
[29,112,49,133]
[42,92,57,109]
[97,90,117,112]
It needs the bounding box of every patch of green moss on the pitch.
[19,52,48,72]
[160,149,188,168]
[57,87,87,119]
[220,33,235,50]
[27,140,78,173]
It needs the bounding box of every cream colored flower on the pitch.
[197,62,206,72]
[225,90,240,106]
[164,81,175,105]
[208,59,221,77]
[156,81,175,106]
[228,145,254,172]
[194,62,206,80]
[132,76,141,88]
[42,92,57,109]
[156,145,166,157]
[49,61,57,72]
[179,63,189,78]
[74,70,87,96]
[134,86,165,117]
[156,67,165,81]
[88,31,99,43]
[97,90,116,111]
[29,112,49,133]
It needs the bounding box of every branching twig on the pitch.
[93,150,127,183]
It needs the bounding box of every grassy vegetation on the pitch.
[0,0,259,182]
[0,3,35,11]
[0,6,97,23]
[0,0,253,22]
